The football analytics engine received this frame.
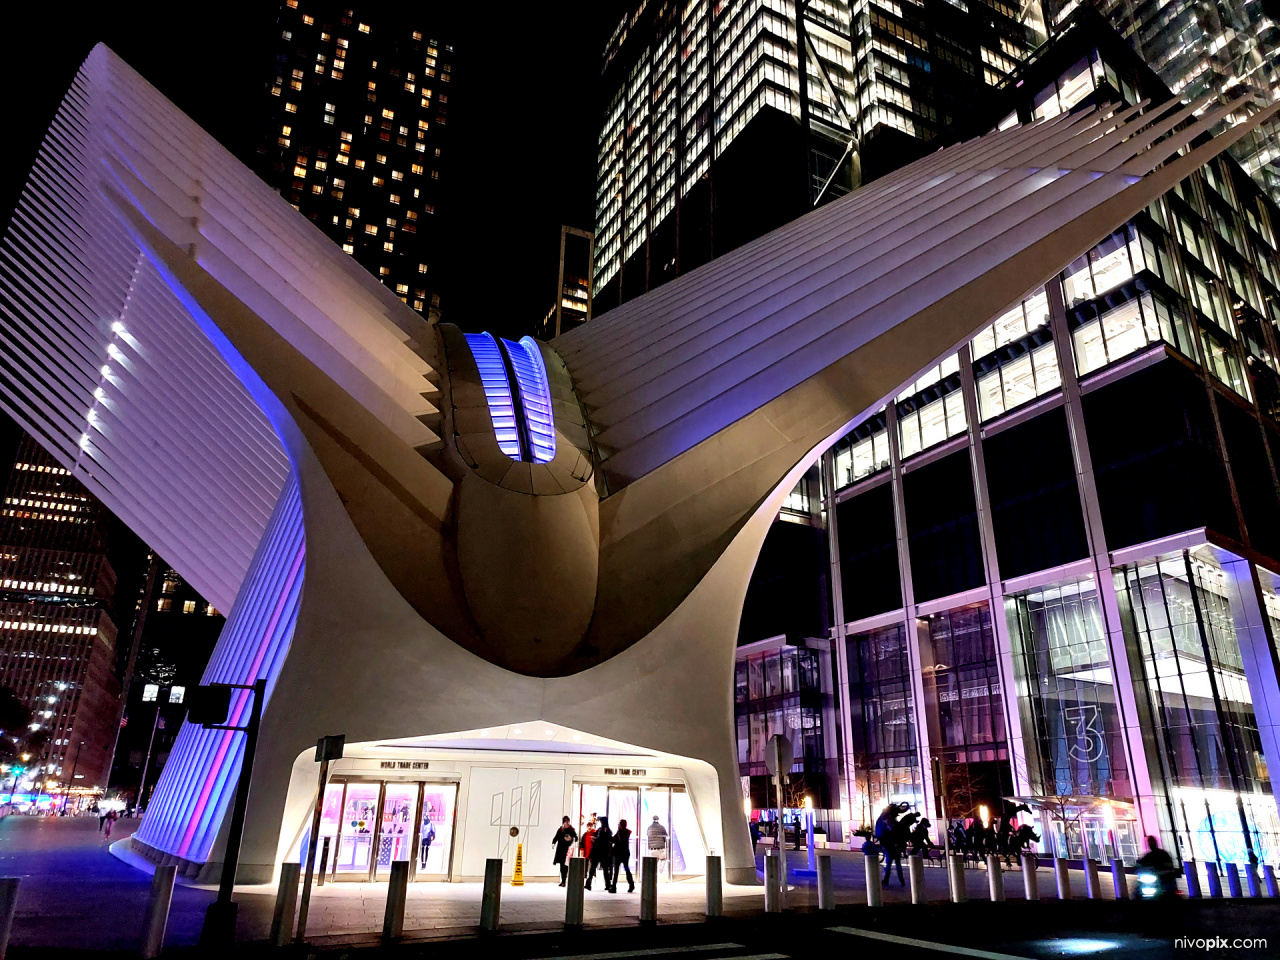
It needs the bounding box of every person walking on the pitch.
[103,809,118,839]
[581,816,598,865]
[98,805,108,833]
[552,815,578,886]
[646,815,668,861]
[613,819,634,893]
[586,816,615,892]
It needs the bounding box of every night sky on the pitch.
[4,1,624,341]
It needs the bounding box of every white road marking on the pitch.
[535,944,753,960]
[828,926,1031,960]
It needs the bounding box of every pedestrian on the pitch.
[586,815,615,892]
[104,809,118,839]
[98,807,109,832]
[646,815,668,861]
[613,818,634,893]
[552,815,578,886]
[581,815,598,865]
[749,818,760,855]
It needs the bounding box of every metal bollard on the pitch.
[949,854,967,903]
[640,856,658,923]
[705,855,722,918]
[1183,860,1202,898]
[564,857,585,927]
[317,836,330,887]
[269,862,301,947]
[987,855,1005,901]
[1054,858,1072,899]
[139,865,175,959]
[382,860,409,941]
[764,850,781,913]
[1263,864,1278,898]
[1084,858,1102,899]
[1111,858,1128,900]
[817,854,835,911]
[864,852,883,907]
[1205,862,1223,898]
[1244,863,1260,898]
[908,854,925,904]
[1022,854,1039,900]
[0,878,15,960]
[480,858,503,932]
[1224,862,1242,897]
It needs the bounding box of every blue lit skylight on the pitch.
[502,336,557,464]
[464,332,522,459]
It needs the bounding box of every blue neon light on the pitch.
[502,336,557,464]
[464,332,522,459]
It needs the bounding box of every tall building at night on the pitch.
[254,1,453,315]
[0,427,135,792]
[1051,0,1280,203]
[592,0,1047,310]
[810,10,1280,865]
[535,226,595,340]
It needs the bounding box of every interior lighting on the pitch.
[512,728,522,735]
[979,804,990,827]
[110,321,125,334]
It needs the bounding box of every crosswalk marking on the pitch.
[828,926,1030,960]
[533,943,761,960]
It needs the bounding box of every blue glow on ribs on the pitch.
[502,336,557,464]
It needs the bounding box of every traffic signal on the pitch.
[186,685,233,726]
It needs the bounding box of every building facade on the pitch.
[254,0,454,315]
[1052,0,1280,204]
[592,0,1047,311]
[816,14,1280,866]
[535,226,595,340]
[0,429,136,794]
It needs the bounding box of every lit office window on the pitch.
[143,683,159,702]
[182,600,196,614]
[169,685,185,704]
[156,598,171,612]
[1072,292,1197,377]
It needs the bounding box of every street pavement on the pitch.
[0,816,1274,958]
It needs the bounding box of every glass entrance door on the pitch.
[570,782,707,880]
[334,781,381,879]
[374,782,418,880]
[415,783,459,880]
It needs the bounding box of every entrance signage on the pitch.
[379,761,430,770]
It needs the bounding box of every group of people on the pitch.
[947,814,1040,866]
[551,812,669,893]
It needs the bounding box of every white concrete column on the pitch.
[822,450,859,831]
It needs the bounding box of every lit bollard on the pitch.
[382,860,409,941]
[1022,854,1039,900]
[640,856,658,923]
[764,850,782,913]
[1110,858,1128,899]
[317,836,330,887]
[1263,864,1278,898]
[0,877,16,960]
[817,854,835,911]
[1084,858,1102,899]
[1244,863,1260,898]
[1183,861,1202,898]
[139,865,176,959]
[1224,862,1242,898]
[1054,858,1072,899]
[1205,862,1222,898]
[269,862,300,947]
[480,858,503,932]
[564,857,585,927]
[865,852,883,907]
[908,854,925,904]
[987,855,1005,901]
[949,854,967,903]
[705,855,722,918]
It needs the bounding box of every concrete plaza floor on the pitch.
[0,814,1124,952]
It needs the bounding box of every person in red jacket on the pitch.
[581,815,598,864]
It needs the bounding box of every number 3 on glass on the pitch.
[1064,703,1105,763]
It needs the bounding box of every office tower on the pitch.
[254,0,454,315]
[536,226,595,340]
[1048,1,1280,204]
[821,9,1280,862]
[592,0,1046,311]
[0,429,135,793]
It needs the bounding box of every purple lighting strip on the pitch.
[133,473,304,863]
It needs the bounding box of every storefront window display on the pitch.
[571,782,706,878]
[1118,549,1278,864]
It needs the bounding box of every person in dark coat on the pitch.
[586,815,615,892]
[552,815,578,886]
[613,819,634,893]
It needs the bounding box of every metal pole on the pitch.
[382,860,409,941]
[773,770,787,904]
[1084,858,1101,899]
[806,812,815,870]
[908,853,924,904]
[317,836,330,887]
[817,853,835,910]
[764,851,781,913]
[295,756,332,941]
[1111,858,1128,899]
[987,855,1004,901]
[705,855,722,917]
[1054,858,1071,898]
[269,862,300,947]
[640,856,658,923]
[137,704,162,813]
[60,740,83,815]
[1022,854,1039,900]
[864,852,883,907]
[564,857,585,927]
[480,858,503,932]
[0,878,17,959]
[200,678,265,947]
[139,864,176,958]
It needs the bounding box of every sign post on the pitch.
[296,734,345,943]
[765,733,793,904]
